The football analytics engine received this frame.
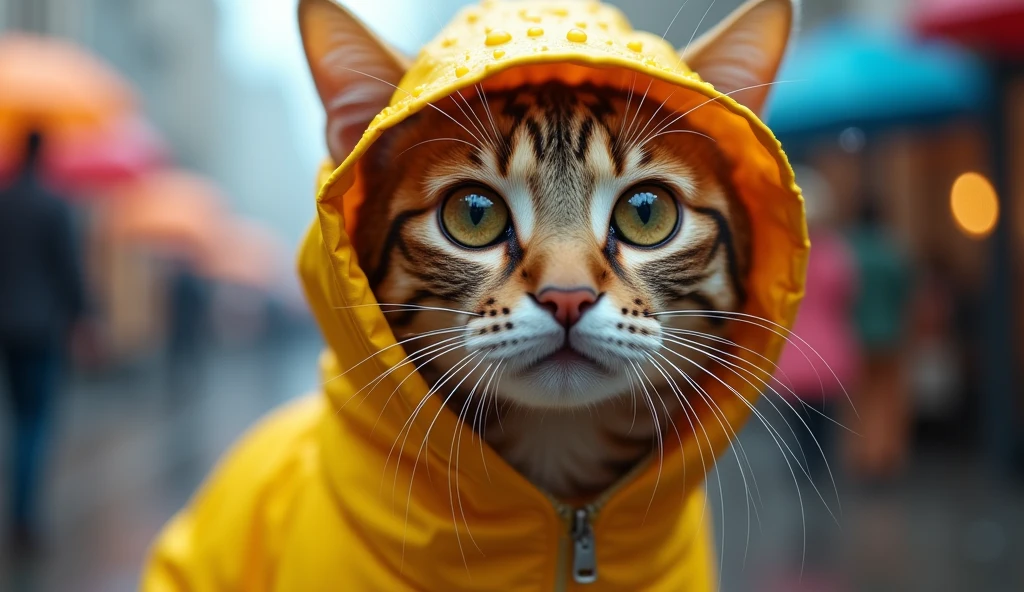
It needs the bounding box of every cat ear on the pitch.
[299,0,409,162]
[680,0,796,116]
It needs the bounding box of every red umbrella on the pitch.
[103,170,226,261]
[48,115,169,190]
[200,219,287,289]
[0,114,168,192]
[914,0,1024,56]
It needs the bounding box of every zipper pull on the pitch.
[571,508,598,584]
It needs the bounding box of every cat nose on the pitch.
[534,287,598,328]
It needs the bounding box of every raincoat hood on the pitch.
[144,2,806,590]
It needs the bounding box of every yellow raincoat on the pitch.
[142,1,807,590]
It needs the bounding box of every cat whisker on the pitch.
[625,369,639,434]
[661,334,843,515]
[658,343,814,574]
[662,0,694,40]
[646,79,805,141]
[450,363,496,562]
[623,79,656,148]
[474,360,504,483]
[663,328,857,436]
[449,91,499,153]
[646,350,757,569]
[377,341,472,492]
[627,90,677,149]
[654,308,857,417]
[684,0,718,58]
[473,85,502,151]
[335,332,465,408]
[391,349,480,569]
[332,66,487,152]
[641,128,718,147]
[323,325,464,389]
[662,327,797,395]
[334,302,482,316]
[398,137,481,158]
[639,357,699,516]
[627,360,666,519]
[616,72,639,146]
[403,353,486,569]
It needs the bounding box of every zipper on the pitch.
[549,457,654,590]
[570,507,597,584]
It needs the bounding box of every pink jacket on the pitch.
[776,231,859,401]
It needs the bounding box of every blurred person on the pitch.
[0,131,86,554]
[908,259,963,429]
[164,263,210,403]
[845,196,913,481]
[767,167,858,592]
[776,166,859,483]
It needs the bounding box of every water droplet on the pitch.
[484,26,493,34]
[466,13,480,24]
[605,39,613,45]
[541,45,549,52]
[412,85,426,97]
[442,38,457,48]
[598,22,609,31]
[644,57,658,67]
[519,9,541,23]
[549,7,569,17]
[566,28,588,43]
[527,26,544,37]
[492,49,505,59]
[576,21,588,28]
[627,40,643,52]
[455,65,470,78]
[485,30,512,46]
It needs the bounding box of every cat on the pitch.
[142,2,803,589]
[302,0,794,500]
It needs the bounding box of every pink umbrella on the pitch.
[0,114,168,193]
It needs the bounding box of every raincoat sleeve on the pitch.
[141,395,325,592]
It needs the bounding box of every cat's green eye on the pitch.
[440,185,510,248]
[611,184,680,247]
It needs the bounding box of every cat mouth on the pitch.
[527,346,608,373]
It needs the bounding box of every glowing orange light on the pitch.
[950,172,999,239]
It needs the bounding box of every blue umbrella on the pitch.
[766,21,989,142]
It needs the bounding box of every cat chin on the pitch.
[497,360,633,409]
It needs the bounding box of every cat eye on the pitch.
[440,185,511,248]
[611,183,680,247]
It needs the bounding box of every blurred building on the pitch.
[1,0,316,244]
[0,0,904,242]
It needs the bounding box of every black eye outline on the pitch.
[609,182,683,249]
[437,183,513,250]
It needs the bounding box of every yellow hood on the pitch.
[143,1,806,590]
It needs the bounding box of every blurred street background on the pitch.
[0,0,1022,590]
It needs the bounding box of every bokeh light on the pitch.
[950,171,999,238]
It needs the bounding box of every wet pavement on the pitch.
[1,331,1021,591]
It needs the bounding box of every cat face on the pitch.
[300,0,793,410]
[356,82,750,408]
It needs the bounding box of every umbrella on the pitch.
[766,21,988,143]
[914,0,1024,56]
[0,34,135,140]
[200,219,287,289]
[0,114,169,191]
[103,170,226,261]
